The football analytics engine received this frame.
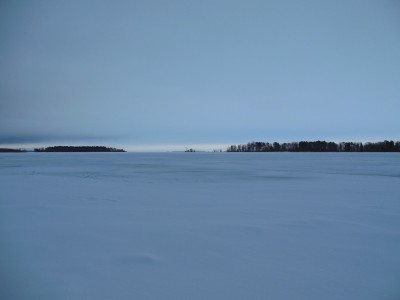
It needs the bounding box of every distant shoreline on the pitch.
[0,146,126,153]
[0,148,28,153]
[34,146,126,152]
[1,140,400,153]
[227,140,400,152]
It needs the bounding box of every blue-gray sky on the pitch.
[1,0,399,151]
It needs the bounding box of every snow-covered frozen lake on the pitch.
[1,152,399,300]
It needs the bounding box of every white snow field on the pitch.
[1,152,399,300]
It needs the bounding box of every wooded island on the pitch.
[227,140,400,152]
[34,146,126,152]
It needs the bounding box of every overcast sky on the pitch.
[1,0,399,150]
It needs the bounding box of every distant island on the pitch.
[0,148,27,153]
[34,146,126,152]
[227,140,400,152]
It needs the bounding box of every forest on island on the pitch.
[0,148,27,153]
[227,140,400,152]
[34,146,126,152]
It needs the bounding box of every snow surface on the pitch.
[1,152,400,300]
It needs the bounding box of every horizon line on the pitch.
[2,139,400,152]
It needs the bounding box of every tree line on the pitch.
[34,146,126,152]
[0,148,27,153]
[227,140,400,152]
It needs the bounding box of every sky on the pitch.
[1,0,400,151]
